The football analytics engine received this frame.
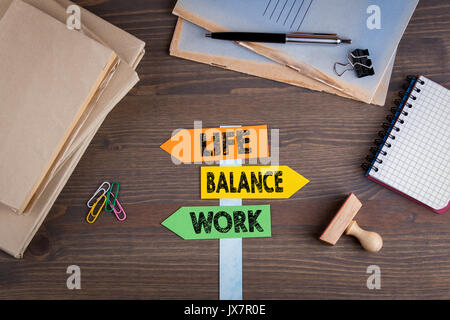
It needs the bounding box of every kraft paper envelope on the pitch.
[173,0,416,104]
[0,0,143,211]
[171,18,395,106]
[0,0,118,213]
[0,0,143,258]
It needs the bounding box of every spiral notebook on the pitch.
[363,76,450,214]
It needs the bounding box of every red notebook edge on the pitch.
[368,176,450,214]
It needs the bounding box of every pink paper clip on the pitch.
[107,193,127,222]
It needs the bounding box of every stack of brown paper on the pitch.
[0,0,118,214]
[0,0,145,258]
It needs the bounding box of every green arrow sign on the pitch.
[162,205,271,240]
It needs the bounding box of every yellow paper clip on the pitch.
[86,194,107,224]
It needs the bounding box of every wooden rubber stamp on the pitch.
[320,193,383,252]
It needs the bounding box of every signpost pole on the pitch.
[219,124,243,300]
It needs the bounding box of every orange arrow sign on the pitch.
[161,125,269,163]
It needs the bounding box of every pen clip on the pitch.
[292,32,338,36]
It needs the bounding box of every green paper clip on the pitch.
[105,182,119,213]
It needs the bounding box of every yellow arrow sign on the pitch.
[201,166,309,199]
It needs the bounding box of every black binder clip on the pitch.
[334,49,375,78]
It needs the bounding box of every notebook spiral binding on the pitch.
[362,75,426,175]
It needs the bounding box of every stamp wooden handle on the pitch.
[345,221,383,253]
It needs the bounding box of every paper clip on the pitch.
[87,182,111,208]
[86,194,107,224]
[107,193,127,222]
[105,182,119,213]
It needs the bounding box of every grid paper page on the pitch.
[370,76,450,211]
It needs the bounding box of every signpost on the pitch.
[161,123,309,300]
[160,125,269,163]
[161,205,271,240]
[201,166,309,199]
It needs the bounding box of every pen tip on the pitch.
[205,33,212,38]
[342,39,352,44]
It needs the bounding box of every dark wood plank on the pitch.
[0,0,449,299]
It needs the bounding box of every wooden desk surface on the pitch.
[1,0,449,300]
